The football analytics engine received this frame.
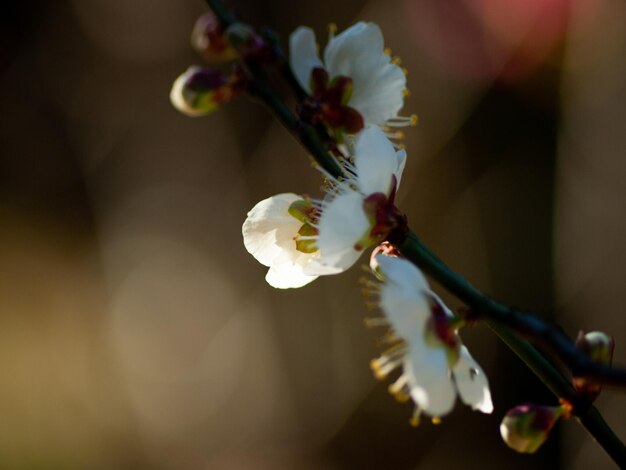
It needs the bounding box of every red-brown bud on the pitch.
[573,330,615,400]
[500,403,570,454]
[170,66,243,116]
[191,12,237,62]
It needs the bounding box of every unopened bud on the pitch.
[191,12,237,62]
[226,23,275,62]
[500,403,570,454]
[170,66,235,117]
[573,331,615,399]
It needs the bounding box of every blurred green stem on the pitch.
[203,0,626,465]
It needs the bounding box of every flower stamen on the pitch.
[409,408,422,427]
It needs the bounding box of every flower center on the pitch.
[288,199,320,254]
[297,67,364,137]
[357,185,405,251]
[425,299,462,366]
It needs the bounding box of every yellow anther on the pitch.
[364,317,389,330]
[403,88,411,97]
[410,114,418,126]
[389,386,410,403]
[431,417,442,425]
[397,143,406,150]
[392,56,402,65]
[395,131,405,140]
[361,288,379,297]
[369,359,387,380]
[410,414,421,427]
[328,23,337,34]
[402,67,408,76]
[384,47,392,55]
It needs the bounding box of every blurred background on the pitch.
[1,0,625,468]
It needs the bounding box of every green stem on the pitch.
[201,0,626,464]
[205,0,344,179]
[578,406,626,467]
[246,72,344,179]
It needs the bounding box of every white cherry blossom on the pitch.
[242,126,405,288]
[289,22,415,132]
[304,126,406,274]
[368,254,493,422]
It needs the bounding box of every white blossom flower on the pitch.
[242,126,405,288]
[367,253,493,422]
[289,22,415,134]
[303,125,406,274]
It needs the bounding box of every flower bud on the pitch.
[170,66,235,116]
[191,12,237,62]
[573,331,615,399]
[500,403,569,454]
[226,23,275,63]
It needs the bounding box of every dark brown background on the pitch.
[1,0,624,468]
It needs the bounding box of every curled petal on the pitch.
[242,193,304,267]
[289,26,323,93]
[452,346,493,413]
[394,148,407,188]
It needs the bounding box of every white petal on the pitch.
[353,126,398,195]
[315,190,370,269]
[376,255,429,293]
[380,282,431,339]
[394,148,407,189]
[405,339,457,417]
[303,246,363,276]
[323,23,406,125]
[348,64,406,125]
[289,26,323,93]
[324,23,384,76]
[265,263,319,289]
[242,193,304,267]
[377,255,431,338]
[452,345,493,413]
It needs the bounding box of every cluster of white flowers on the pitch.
[243,22,410,288]
[242,21,492,423]
[243,125,405,288]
